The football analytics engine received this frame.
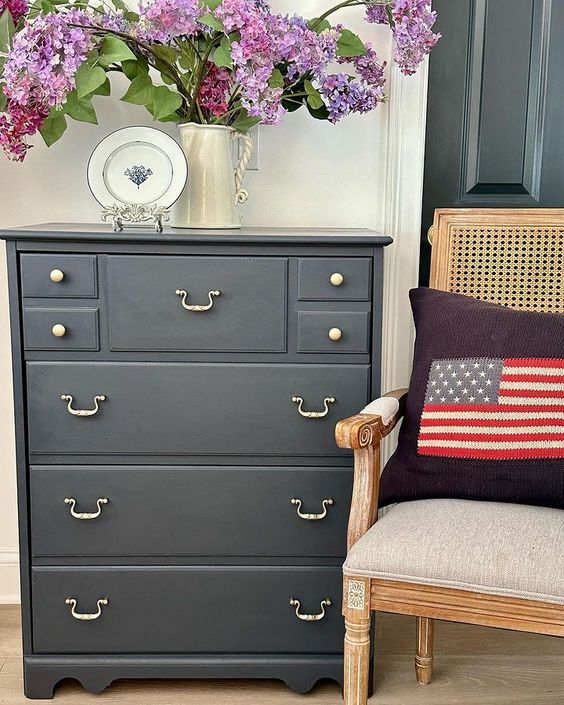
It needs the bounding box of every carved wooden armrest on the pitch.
[335,389,408,550]
[335,388,408,450]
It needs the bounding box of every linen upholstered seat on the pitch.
[344,499,564,605]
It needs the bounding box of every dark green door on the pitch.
[421,0,564,280]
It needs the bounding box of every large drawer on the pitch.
[107,256,287,352]
[26,362,369,458]
[32,567,343,654]
[30,466,351,558]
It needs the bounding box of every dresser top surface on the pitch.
[1,222,392,246]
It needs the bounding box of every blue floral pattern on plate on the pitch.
[124,165,153,187]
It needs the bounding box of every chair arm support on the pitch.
[335,388,408,450]
[335,388,408,550]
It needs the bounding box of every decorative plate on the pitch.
[87,126,188,208]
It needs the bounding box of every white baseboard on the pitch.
[0,549,20,604]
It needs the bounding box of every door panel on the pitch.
[421,0,564,279]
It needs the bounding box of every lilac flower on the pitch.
[317,71,386,123]
[3,14,93,108]
[365,3,388,24]
[366,0,440,75]
[138,0,201,42]
[339,43,386,88]
[0,100,48,161]
[1,13,92,159]
[0,0,28,24]
[199,64,232,117]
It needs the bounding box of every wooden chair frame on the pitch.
[336,209,564,705]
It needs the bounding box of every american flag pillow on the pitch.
[418,358,564,460]
[379,288,564,510]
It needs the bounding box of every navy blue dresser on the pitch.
[2,224,391,698]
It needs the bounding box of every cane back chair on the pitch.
[336,208,564,705]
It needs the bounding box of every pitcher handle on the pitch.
[232,130,254,204]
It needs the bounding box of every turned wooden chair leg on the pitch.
[344,613,372,705]
[415,617,434,685]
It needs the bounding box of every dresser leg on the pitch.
[24,668,56,699]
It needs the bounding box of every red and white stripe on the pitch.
[418,358,564,460]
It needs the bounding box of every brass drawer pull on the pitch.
[291,498,334,521]
[52,324,67,338]
[292,396,335,419]
[61,394,106,417]
[65,597,108,621]
[289,597,332,622]
[330,272,344,287]
[175,289,220,312]
[64,497,108,520]
[328,327,342,341]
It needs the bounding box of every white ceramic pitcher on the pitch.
[173,123,254,229]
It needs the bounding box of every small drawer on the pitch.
[298,258,372,301]
[297,311,370,354]
[23,308,99,351]
[30,466,351,558]
[107,255,287,352]
[21,255,97,298]
[32,566,343,654]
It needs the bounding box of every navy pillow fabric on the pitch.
[379,288,564,510]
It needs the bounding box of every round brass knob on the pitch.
[328,327,342,341]
[50,269,64,283]
[330,272,344,287]
[52,324,67,338]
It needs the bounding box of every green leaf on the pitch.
[121,58,148,80]
[230,111,261,133]
[281,96,303,113]
[0,9,15,54]
[98,36,136,67]
[336,28,367,58]
[109,0,129,10]
[151,85,183,120]
[92,78,111,96]
[199,12,224,32]
[40,0,53,13]
[212,35,233,69]
[75,63,107,99]
[39,110,67,147]
[268,68,284,90]
[63,90,98,124]
[308,17,331,33]
[0,87,7,112]
[202,0,222,9]
[160,72,175,85]
[121,73,154,105]
[306,102,330,121]
[304,79,324,110]
[151,44,178,64]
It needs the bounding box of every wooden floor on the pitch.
[1,606,562,704]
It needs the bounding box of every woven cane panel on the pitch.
[447,226,564,313]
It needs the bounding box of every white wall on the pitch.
[0,2,425,602]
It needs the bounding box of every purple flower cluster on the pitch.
[319,44,387,123]
[1,13,93,159]
[138,0,200,42]
[3,14,92,108]
[216,1,340,124]
[0,100,48,161]
[366,0,440,75]
[0,0,28,24]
